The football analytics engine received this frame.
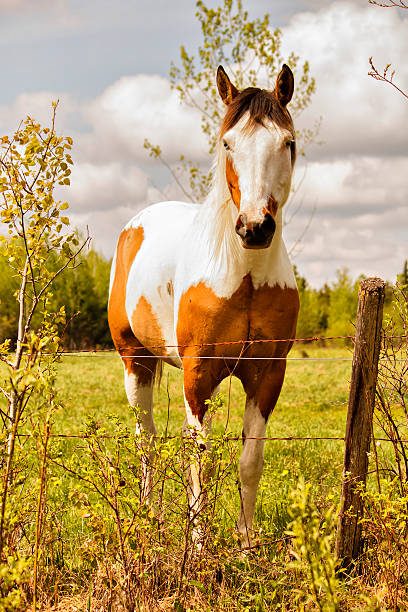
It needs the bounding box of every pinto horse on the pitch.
[108,64,299,545]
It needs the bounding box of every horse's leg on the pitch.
[122,355,158,504]
[238,361,286,547]
[182,365,219,543]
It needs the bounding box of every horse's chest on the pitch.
[176,275,299,356]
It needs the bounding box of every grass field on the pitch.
[51,344,352,542]
[4,342,405,610]
[55,344,352,436]
[54,344,352,482]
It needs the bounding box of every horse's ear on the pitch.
[275,64,294,107]
[217,65,239,105]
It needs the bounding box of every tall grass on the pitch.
[1,338,407,610]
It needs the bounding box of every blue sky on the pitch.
[0,0,407,286]
[1,0,305,102]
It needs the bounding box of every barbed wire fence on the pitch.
[1,277,406,562]
[1,331,406,444]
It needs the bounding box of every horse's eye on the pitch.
[285,140,294,148]
[223,140,230,151]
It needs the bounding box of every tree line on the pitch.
[295,262,408,342]
[0,245,111,349]
[1,244,406,349]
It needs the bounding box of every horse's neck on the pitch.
[197,200,295,293]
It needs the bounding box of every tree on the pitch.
[48,248,112,349]
[325,269,359,339]
[397,259,408,287]
[0,255,19,344]
[145,0,317,203]
[0,243,112,349]
[294,266,323,339]
[0,105,88,591]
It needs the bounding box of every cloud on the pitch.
[68,162,149,213]
[282,2,408,159]
[284,199,407,287]
[0,91,79,134]
[0,0,48,8]
[273,2,408,285]
[81,74,208,165]
[293,155,408,213]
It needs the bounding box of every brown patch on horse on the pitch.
[239,284,299,419]
[225,156,241,209]
[177,278,252,421]
[177,277,299,422]
[108,226,157,381]
[108,226,144,350]
[131,296,167,359]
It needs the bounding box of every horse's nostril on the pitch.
[235,213,247,230]
[261,214,276,237]
[235,213,248,237]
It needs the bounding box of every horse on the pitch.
[108,64,299,546]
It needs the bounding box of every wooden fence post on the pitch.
[336,277,385,570]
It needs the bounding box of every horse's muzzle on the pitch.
[235,213,276,249]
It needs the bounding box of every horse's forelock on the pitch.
[221,87,294,137]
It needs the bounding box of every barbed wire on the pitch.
[54,353,407,362]
[52,332,408,354]
[1,333,406,363]
[60,354,355,361]
[14,432,408,444]
[3,331,400,362]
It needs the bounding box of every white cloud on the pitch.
[68,162,148,212]
[293,155,408,212]
[283,2,408,159]
[285,201,407,287]
[82,74,208,165]
[0,92,78,134]
[275,2,408,285]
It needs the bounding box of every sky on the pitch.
[0,0,407,287]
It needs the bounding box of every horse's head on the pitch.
[217,64,296,249]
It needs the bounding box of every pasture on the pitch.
[1,341,406,610]
[48,345,351,609]
[53,345,350,517]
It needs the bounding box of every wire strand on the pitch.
[15,432,408,444]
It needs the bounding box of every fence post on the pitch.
[335,277,385,570]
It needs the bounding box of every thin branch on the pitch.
[0,354,13,368]
[27,103,58,193]
[17,197,38,301]
[368,57,408,100]
[288,202,317,258]
[154,151,195,202]
[369,0,408,7]
[0,385,11,402]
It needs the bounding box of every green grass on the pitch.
[3,344,405,609]
[53,344,352,437]
[51,344,352,530]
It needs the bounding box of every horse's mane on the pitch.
[197,87,293,273]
